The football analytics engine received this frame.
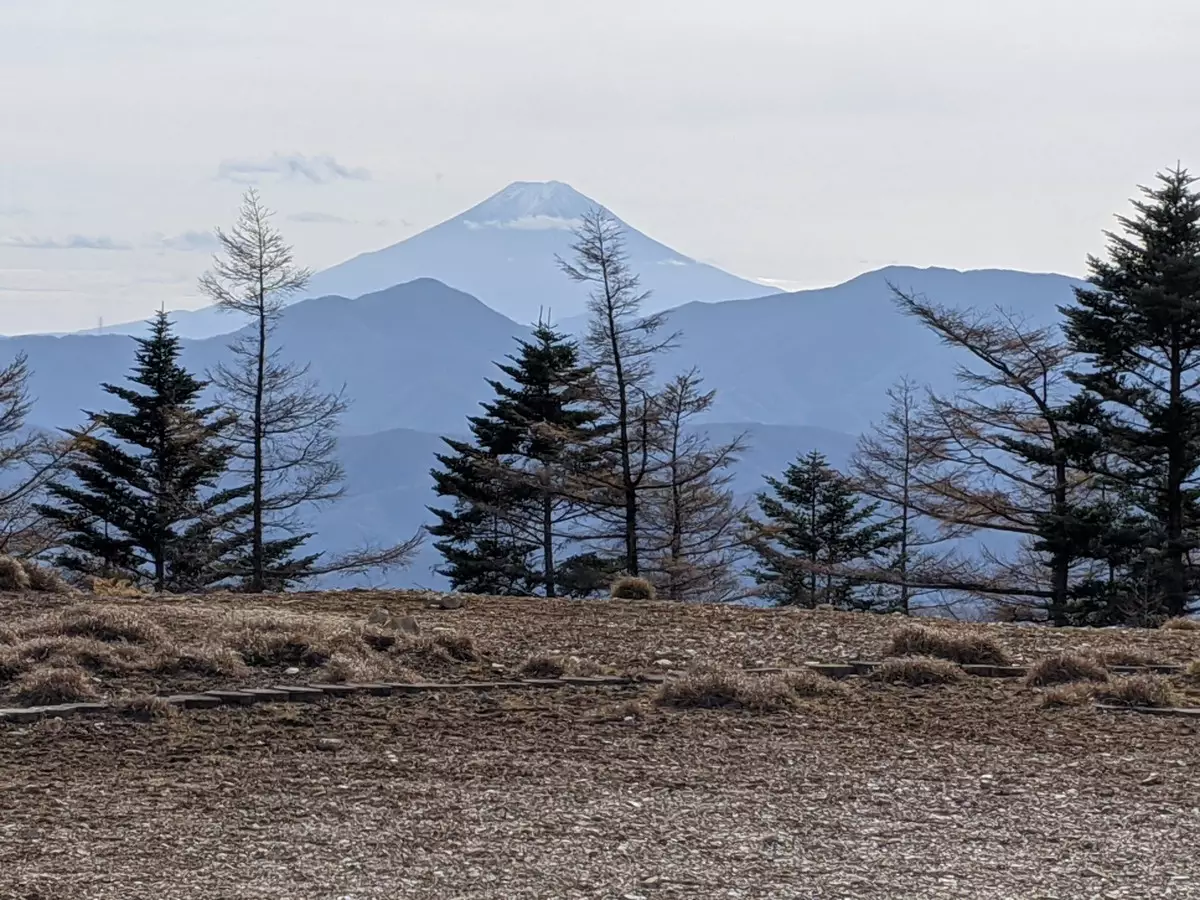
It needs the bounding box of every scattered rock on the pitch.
[284,667,301,676]
[367,607,391,625]
[1142,772,1164,786]
[316,738,344,752]
[435,595,465,610]
[653,658,674,668]
[395,615,420,635]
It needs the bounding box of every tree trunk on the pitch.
[542,487,555,598]
[1166,332,1187,616]
[251,277,267,593]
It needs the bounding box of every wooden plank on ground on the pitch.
[165,694,222,710]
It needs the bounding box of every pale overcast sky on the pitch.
[2,0,1199,333]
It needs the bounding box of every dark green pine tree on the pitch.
[39,311,249,591]
[749,450,899,610]
[1061,167,1200,618]
[429,322,608,596]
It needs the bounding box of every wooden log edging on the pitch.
[0,661,1190,723]
[1094,703,1200,718]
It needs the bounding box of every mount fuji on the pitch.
[96,181,774,339]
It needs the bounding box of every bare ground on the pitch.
[2,591,1200,898]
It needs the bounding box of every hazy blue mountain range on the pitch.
[89,180,776,340]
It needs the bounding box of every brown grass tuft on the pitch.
[434,632,480,662]
[115,694,177,720]
[1089,648,1168,668]
[13,636,150,673]
[21,560,69,594]
[87,576,149,598]
[0,646,22,683]
[1040,683,1097,709]
[522,652,567,678]
[884,624,1010,665]
[1162,616,1200,631]
[611,576,656,601]
[225,615,359,668]
[361,625,398,651]
[319,653,379,684]
[0,555,31,592]
[1095,675,1177,709]
[784,668,849,698]
[1024,653,1109,687]
[870,656,963,687]
[53,606,167,646]
[656,667,797,713]
[0,624,17,645]
[13,665,99,705]
[154,644,248,677]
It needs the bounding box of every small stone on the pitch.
[367,607,391,625]
[1142,772,1164,786]
[316,738,344,752]
[395,615,420,635]
[284,666,301,676]
[653,658,674,667]
[436,595,464,610]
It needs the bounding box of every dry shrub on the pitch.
[20,560,69,594]
[0,556,31,592]
[611,576,656,601]
[1095,675,1177,709]
[14,665,99,705]
[1162,616,1200,632]
[1024,653,1108,687]
[115,694,177,720]
[226,615,358,668]
[87,576,149,598]
[1089,648,1167,668]
[1040,683,1097,709]
[53,606,167,646]
[656,667,796,713]
[870,657,963,687]
[884,624,1010,666]
[784,668,849,698]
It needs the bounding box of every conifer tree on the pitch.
[748,450,898,609]
[39,312,247,591]
[429,323,606,596]
[1062,166,1200,618]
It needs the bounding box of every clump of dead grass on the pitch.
[1162,616,1200,632]
[13,665,99,705]
[784,667,849,698]
[883,623,1010,666]
[0,625,17,645]
[656,666,797,713]
[1089,648,1169,669]
[870,656,963,687]
[86,576,149,598]
[115,693,176,720]
[20,560,69,593]
[154,644,248,678]
[52,606,167,646]
[432,632,480,662]
[226,614,358,668]
[1040,683,1097,709]
[521,652,605,678]
[1095,674,1177,708]
[12,635,150,673]
[0,555,31,592]
[1024,653,1109,688]
[318,653,398,684]
[611,576,656,601]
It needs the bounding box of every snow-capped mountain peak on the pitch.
[458,180,605,231]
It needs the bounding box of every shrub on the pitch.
[870,657,963,687]
[883,624,1010,666]
[115,694,177,720]
[20,561,69,594]
[1162,616,1200,632]
[1095,675,1177,709]
[656,667,796,713]
[611,576,656,601]
[1040,683,1096,709]
[53,606,167,646]
[1023,653,1108,687]
[0,556,31,592]
[14,665,100,705]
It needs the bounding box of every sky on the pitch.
[3,0,1200,333]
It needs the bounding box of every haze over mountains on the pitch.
[9,179,1087,587]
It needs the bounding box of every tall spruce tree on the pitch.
[748,450,899,610]
[39,312,247,591]
[429,323,606,596]
[1061,167,1200,618]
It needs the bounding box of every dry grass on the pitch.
[1162,616,1200,631]
[432,632,480,662]
[0,624,17,645]
[783,667,849,698]
[318,653,406,684]
[0,555,30,591]
[656,666,798,713]
[1089,648,1168,668]
[1040,683,1098,709]
[114,694,177,720]
[21,560,70,593]
[611,576,656,601]
[1095,675,1178,709]
[155,644,249,677]
[520,652,605,678]
[883,623,1011,665]
[13,665,99,705]
[87,576,150,598]
[50,606,168,646]
[870,656,963,687]
[1024,653,1109,687]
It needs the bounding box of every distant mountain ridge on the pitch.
[85,180,775,340]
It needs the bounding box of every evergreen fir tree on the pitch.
[429,323,607,596]
[39,312,248,591]
[1061,167,1200,618]
[748,450,899,610]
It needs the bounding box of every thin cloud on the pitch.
[0,207,31,219]
[147,230,221,252]
[217,153,371,185]
[287,211,354,224]
[463,215,581,232]
[0,234,132,250]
